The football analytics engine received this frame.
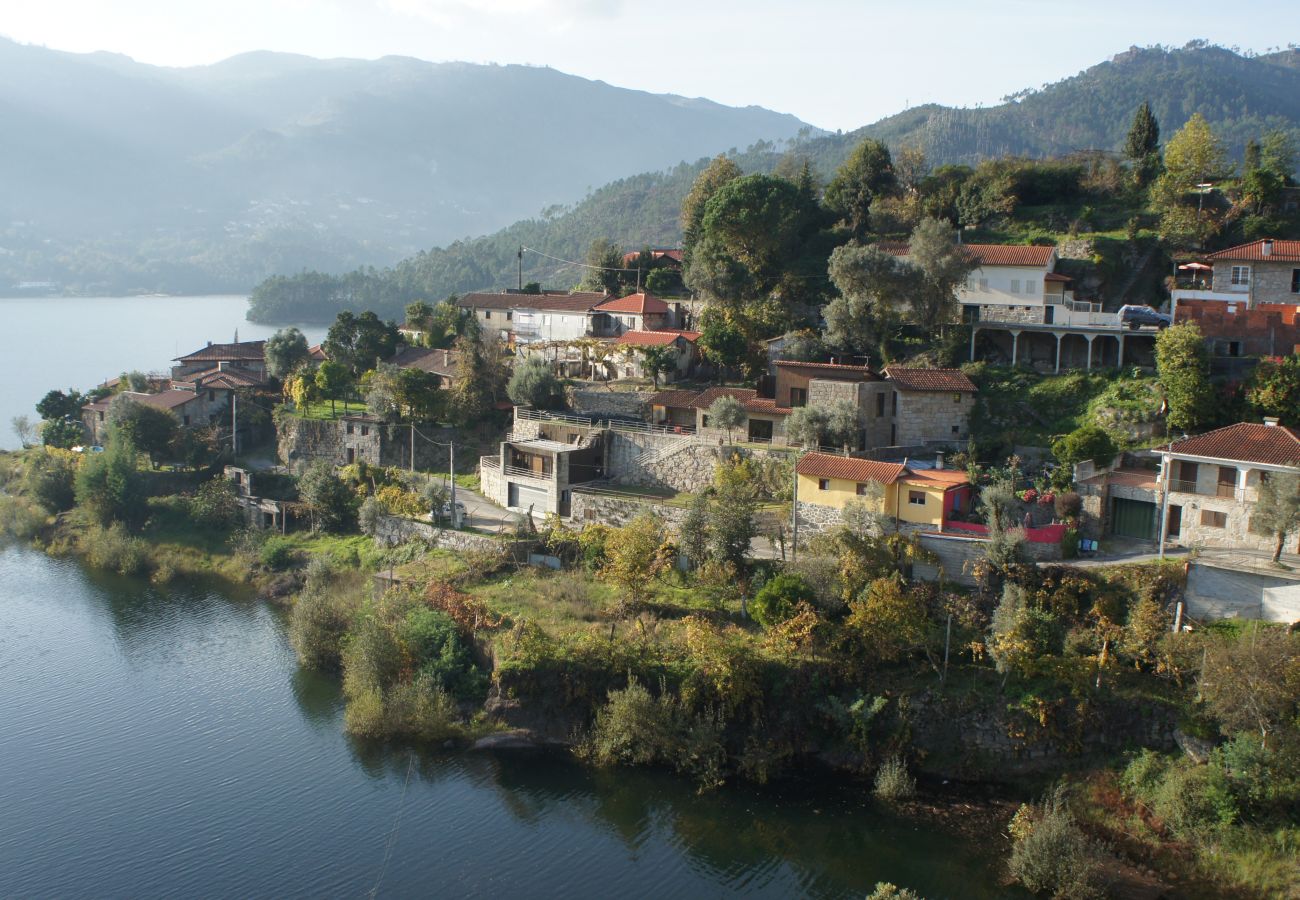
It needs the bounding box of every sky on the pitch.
[1,0,1295,131]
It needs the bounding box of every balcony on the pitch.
[503,464,554,482]
[1166,479,1252,501]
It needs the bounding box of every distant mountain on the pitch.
[0,39,816,294]
[853,42,1300,163]
[248,43,1300,322]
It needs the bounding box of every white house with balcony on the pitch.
[1158,420,1300,554]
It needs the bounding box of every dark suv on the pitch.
[1118,305,1172,330]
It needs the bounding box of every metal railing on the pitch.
[515,408,596,428]
[1166,479,1250,501]
[503,464,553,481]
[635,434,698,467]
[480,455,500,470]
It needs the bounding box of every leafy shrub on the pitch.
[750,572,816,627]
[383,672,462,741]
[1149,759,1238,837]
[83,523,150,576]
[580,677,677,767]
[23,450,77,513]
[189,479,241,529]
[400,606,486,701]
[867,884,925,900]
[1054,491,1082,521]
[375,483,426,518]
[1008,786,1105,899]
[260,536,295,571]
[873,754,916,802]
[1051,424,1117,472]
[289,576,360,670]
[0,495,47,539]
[358,496,386,537]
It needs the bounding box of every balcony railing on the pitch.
[504,464,553,481]
[480,455,500,471]
[1166,479,1251,501]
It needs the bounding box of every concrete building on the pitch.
[611,329,701,381]
[479,412,605,517]
[794,451,972,534]
[1172,298,1300,358]
[1159,421,1300,554]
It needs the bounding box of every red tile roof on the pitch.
[1205,239,1300,263]
[1044,272,1072,282]
[1167,422,1300,467]
[389,347,459,377]
[621,248,683,265]
[456,291,607,313]
[178,366,263,389]
[308,344,328,361]
[595,292,671,315]
[797,452,907,484]
[174,340,266,363]
[902,468,971,487]
[878,241,1056,268]
[774,360,874,378]
[650,390,701,409]
[883,366,977,393]
[615,330,699,347]
[683,386,791,416]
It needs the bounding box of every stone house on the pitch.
[589,292,677,336]
[880,367,977,446]
[1158,421,1300,554]
[611,329,701,381]
[794,451,972,534]
[1171,298,1300,358]
[171,340,267,383]
[1198,239,1300,307]
[81,389,223,444]
[455,290,609,344]
[389,346,460,390]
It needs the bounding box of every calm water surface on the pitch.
[0,295,325,449]
[0,544,1013,898]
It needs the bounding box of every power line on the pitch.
[519,245,641,274]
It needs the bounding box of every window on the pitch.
[484,310,492,319]
[908,491,926,506]
[818,478,830,491]
[855,483,873,496]
[360,426,369,437]
[951,425,959,434]
[1230,266,1250,287]
[1024,280,1037,296]
[182,415,190,426]
[952,393,962,403]
[346,423,354,435]
[1200,509,1227,528]
[701,414,711,428]
[1010,279,1021,294]
[979,278,989,292]
[875,392,885,417]
[1292,269,1300,294]
[207,391,215,401]
[790,387,807,407]
[506,311,513,320]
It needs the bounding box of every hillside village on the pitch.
[7,101,1300,897]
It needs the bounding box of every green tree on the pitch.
[1247,355,1300,426]
[825,244,916,358]
[698,315,750,378]
[508,356,566,409]
[106,396,179,467]
[844,574,932,665]
[636,344,677,389]
[1124,100,1161,185]
[1200,626,1300,747]
[314,360,353,416]
[323,310,400,375]
[1162,113,1231,189]
[581,239,625,294]
[449,332,506,426]
[1156,322,1214,433]
[404,300,433,329]
[785,405,830,448]
[264,327,310,379]
[1260,130,1297,184]
[751,572,816,627]
[681,155,742,269]
[75,429,146,526]
[905,217,974,329]
[395,367,443,421]
[824,138,896,239]
[708,459,759,570]
[1051,424,1118,471]
[41,417,85,449]
[705,395,745,443]
[600,513,669,610]
[11,415,35,448]
[298,461,357,533]
[36,389,85,422]
[1250,471,1300,563]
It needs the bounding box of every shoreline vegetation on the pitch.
[3,440,1298,898]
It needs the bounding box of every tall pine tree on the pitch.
[1124,101,1161,187]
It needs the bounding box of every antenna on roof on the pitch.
[234,328,239,344]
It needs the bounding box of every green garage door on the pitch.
[1111,497,1157,541]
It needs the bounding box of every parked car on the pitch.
[1118,305,1171,330]
[439,500,467,521]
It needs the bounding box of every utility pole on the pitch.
[790,455,799,562]
[231,392,238,457]
[517,246,523,291]
[410,423,415,474]
[449,439,457,528]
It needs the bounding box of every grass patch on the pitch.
[292,400,369,421]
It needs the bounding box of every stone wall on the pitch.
[277,416,455,470]
[977,304,1046,324]
[1171,492,1280,554]
[570,390,653,420]
[607,433,796,494]
[1055,238,1095,260]
[896,390,971,445]
[569,490,692,530]
[795,500,845,535]
[372,514,527,554]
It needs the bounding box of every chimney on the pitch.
[1263,239,1274,257]
[206,340,212,347]
[1264,416,1280,427]
[442,349,450,367]
[935,451,945,470]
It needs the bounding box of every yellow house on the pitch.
[795,452,972,528]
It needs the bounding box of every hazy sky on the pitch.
[2,0,1294,131]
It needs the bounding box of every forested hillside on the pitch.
[249,42,1300,322]
[0,39,813,295]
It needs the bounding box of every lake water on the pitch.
[0,295,325,449]
[0,544,1012,898]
